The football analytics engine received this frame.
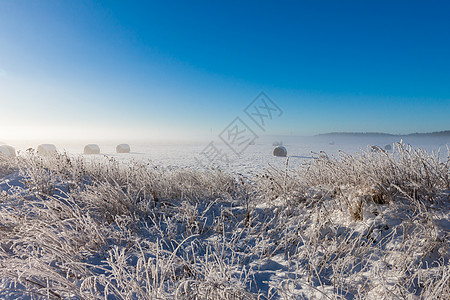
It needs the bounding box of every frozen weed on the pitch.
[0,142,448,299]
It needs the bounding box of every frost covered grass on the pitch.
[0,143,448,299]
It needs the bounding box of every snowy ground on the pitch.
[0,139,449,299]
[7,136,450,174]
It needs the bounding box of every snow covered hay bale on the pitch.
[0,145,16,157]
[273,146,287,157]
[384,144,392,151]
[84,144,100,155]
[116,144,130,153]
[37,144,57,156]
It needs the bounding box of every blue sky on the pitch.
[0,0,449,141]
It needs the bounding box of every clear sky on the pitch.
[0,0,449,141]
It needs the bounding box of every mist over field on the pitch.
[1,1,449,299]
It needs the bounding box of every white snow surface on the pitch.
[0,137,448,299]
[5,136,449,174]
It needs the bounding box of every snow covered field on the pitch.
[0,138,449,299]
[6,136,450,174]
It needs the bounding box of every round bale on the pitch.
[37,144,57,156]
[0,145,16,157]
[116,144,130,153]
[384,144,392,151]
[84,144,100,155]
[273,146,287,157]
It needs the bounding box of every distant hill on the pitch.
[317,132,396,137]
[317,130,450,138]
[406,130,450,137]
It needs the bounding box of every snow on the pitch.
[0,138,448,298]
[8,136,448,174]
